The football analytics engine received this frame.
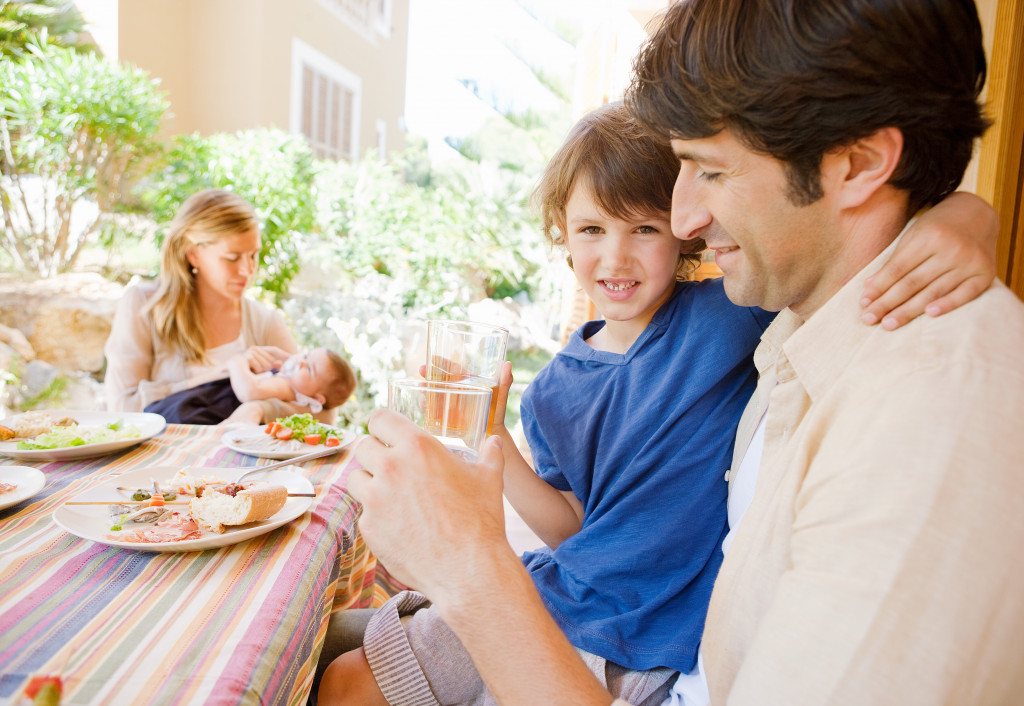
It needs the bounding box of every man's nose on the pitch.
[671,172,713,241]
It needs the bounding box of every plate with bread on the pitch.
[0,410,166,462]
[53,465,314,552]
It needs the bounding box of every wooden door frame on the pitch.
[975,0,1024,299]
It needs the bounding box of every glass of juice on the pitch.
[424,320,509,435]
[387,378,493,461]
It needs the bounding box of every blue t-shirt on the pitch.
[520,278,774,672]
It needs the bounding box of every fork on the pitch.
[234,444,345,483]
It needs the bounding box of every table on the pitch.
[0,424,406,705]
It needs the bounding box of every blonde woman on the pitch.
[104,189,307,423]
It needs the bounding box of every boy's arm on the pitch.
[227,353,294,403]
[491,362,584,548]
[861,191,998,329]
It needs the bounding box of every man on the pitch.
[337,0,1024,704]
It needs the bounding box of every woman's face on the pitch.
[187,228,261,302]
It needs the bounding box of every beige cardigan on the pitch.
[103,282,322,422]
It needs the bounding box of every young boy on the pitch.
[318,102,997,706]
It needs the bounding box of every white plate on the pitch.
[53,465,314,552]
[0,410,166,462]
[220,422,355,460]
[0,465,46,511]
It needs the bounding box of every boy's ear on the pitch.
[828,126,903,210]
[315,393,326,405]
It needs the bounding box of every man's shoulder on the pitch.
[892,280,1024,370]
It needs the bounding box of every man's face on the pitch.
[670,129,839,315]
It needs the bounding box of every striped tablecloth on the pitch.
[0,424,406,705]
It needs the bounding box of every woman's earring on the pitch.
[191,267,198,275]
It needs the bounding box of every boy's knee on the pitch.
[318,647,387,706]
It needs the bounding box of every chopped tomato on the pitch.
[325,436,341,447]
[147,495,165,507]
[275,427,293,440]
[304,434,322,445]
[24,676,62,699]
[265,422,279,435]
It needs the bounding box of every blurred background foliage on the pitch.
[0,29,566,429]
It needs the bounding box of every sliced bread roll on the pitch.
[188,482,287,533]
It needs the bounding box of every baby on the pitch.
[223,347,357,424]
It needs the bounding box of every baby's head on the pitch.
[532,101,703,279]
[281,348,357,410]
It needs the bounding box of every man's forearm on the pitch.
[432,543,614,706]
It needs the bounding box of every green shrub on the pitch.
[0,41,167,275]
[141,129,318,300]
[312,152,546,317]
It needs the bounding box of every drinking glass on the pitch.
[387,378,493,461]
[424,320,509,435]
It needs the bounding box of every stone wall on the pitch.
[0,273,124,374]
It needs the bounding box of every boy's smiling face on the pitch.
[564,182,685,345]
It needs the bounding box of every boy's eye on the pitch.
[580,226,603,235]
[636,225,659,234]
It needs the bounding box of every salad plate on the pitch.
[0,410,166,462]
[0,465,46,511]
[221,422,355,460]
[53,465,314,552]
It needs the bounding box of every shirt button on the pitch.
[724,469,732,482]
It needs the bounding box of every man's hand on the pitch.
[348,409,509,602]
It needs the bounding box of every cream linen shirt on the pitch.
[701,238,1024,705]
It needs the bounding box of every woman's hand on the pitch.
[861,191,998,330]
[245,345,291,373]
[219,401,265,427]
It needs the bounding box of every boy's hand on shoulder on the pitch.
[861,191,997,330]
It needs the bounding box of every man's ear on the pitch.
[831,126,903,210]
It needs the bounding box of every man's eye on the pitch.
[696,170,721,183]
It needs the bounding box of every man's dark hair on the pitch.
[627,0,990,212]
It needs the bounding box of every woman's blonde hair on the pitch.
[531,101,703,280]
[147,189,259,363]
